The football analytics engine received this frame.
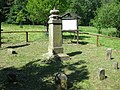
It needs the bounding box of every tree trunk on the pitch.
[98,28,102,34]
[32,21,35,25]
[19,21,23,28]
[116,27,120,38]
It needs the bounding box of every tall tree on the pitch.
[26,0,68,24]
[0,0,4,21]
[0,0,14,22]
[7,0,27,24]
[16,10,26,27]
[0,0,4,9]
[92,0,120,37]
[67,0,102,25]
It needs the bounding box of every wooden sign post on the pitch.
[62,16,79,44]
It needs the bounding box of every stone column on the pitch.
[48,8,63,55]
[45,8,70,60]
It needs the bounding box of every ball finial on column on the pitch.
[49,8,59,20]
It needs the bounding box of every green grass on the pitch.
[0,23,120,90]
[1,23,47,43]
[1,23,120,50]
[79,26,117,36]
[79,34,120,50]
[63,33,120,50]
[0,40,120,90]
[1,23,45,31]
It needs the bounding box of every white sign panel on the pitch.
[62,19,77,31]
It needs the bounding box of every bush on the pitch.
[92,1,120,37]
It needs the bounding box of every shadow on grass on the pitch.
[67,51,82,56]
[63,34,90,40]
[63,35,89,45]
[7,44,30,49]
[78,41,88,45]
[0,59,89,90]
[71,41,89,45]
[1,42,6,44]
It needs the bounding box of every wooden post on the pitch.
[96,35,98,47]
[77,30,79,44]
[26,32,28,44]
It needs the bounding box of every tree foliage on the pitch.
[26,0,49,24]
[4,0,102,25]
[16,10,25,23]
[7,0,27,23]
[1,0,120,35]
[92,0,120,37]
[0,0,14,21]
[67,0,102,25]
[26,0,68,24]
[0,0,4,9]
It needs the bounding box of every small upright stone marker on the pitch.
[113,62,118,69]
[98,68,105,80]
[55,72,67,90]
[106,48,112,60]
[8,49,17,54]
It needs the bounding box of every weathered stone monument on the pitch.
[55,72,68,90]
[106,48,112,60]
[48,8,63,54]
[44,8,70,60]
[113,62,119,69]
[98,68,105,80]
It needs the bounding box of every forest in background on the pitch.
[0,0,102,25]
[0,0,120,37]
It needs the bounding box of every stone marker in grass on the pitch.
[55,72,67,90]
[98,68,105,80]
[106,48,112,60]
[113,62,119,69]
[8,49,17,54]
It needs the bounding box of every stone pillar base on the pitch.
[57,53,70,60]
[48,47,63,55]
[42,53,70,61]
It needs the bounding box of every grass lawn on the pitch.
[79,26,117,36]
[0,24,120,90]
[1,23,47,43]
